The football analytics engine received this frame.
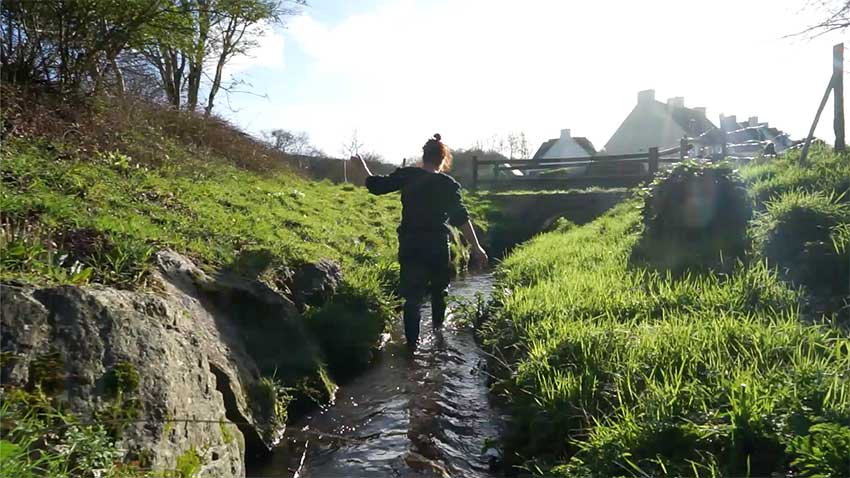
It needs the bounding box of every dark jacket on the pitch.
[365,167,469,237]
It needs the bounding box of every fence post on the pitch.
[835,42,845,152]
[471,155,478,191]
[648,147,659,174]
[801,76,835,166]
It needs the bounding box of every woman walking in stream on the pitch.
[350,134,488,348]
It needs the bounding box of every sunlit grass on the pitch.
[481,149,850,477]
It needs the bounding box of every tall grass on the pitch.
[482,200,849,476]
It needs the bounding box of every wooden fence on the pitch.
[471,145,682,190]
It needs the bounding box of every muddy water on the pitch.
[248,274,500,478]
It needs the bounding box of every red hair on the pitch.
[422,133,452,172]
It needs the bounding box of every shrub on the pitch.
[751,189,850,296]
[633,161,752,273]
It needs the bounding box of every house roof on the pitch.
[664,102,716,135]
[532,139,558,160]
[532,136,596,159]
[573,137,596,155]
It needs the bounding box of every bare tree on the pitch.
[792,0,850,37]
[341,129,365,157]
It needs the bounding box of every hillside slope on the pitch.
[0,91,421,476]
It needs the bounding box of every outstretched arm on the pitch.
[351,155,404,195]
[350,154,373,177]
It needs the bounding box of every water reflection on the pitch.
[247,274,500,478]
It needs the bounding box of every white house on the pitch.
[604,90,716,154]
[532,129,596,160]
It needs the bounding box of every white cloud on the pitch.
[239,0,848,162]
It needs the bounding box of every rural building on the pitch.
[532,129,596,159]
[604,90,716,154]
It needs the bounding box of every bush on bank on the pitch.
[632,161,752,273]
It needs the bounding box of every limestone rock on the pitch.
[0,249,316,477]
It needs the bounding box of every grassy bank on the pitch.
[0,90,491,476]
[481,148,850,477]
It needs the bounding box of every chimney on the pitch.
[748,116,758,127]
[560,128,571,139]
[694,107,706,117]
[638,89,655,104]
[720,114,738,131]
[666,96,685,109]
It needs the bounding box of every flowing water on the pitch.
[248,273,501,478]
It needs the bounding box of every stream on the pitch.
[247,273,501,478]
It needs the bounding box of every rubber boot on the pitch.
[403,299,422,347]
[431,289,447,329]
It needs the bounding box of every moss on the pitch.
[0,350,16,368]
[219,418,235,445]
[97,360,142,438]
[173,446,202,478]
[250,376,290,426]
[163,413,175,439]
[105,360,141,395]
[28,350,65,395]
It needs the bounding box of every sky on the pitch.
[221,0,848,163]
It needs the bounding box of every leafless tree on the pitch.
[341,129,364,158]
[791,0,850,37]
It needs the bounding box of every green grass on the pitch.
[0,138,402,287]
[0,128,412,473]
[0,388,133,477]
[0,121,497,475]
[481,149,850,477]
[741,144,850,207]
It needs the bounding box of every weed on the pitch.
[173,446,202,478]
[0,388,126,477]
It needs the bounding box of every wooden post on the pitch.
[648,147,659,174]
[835,43,845,152]
[402,158,407,167]
[471,155,479,191]
[800,76,835,166]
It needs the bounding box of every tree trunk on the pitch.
[204,47,227,116]
[111,57,125,96]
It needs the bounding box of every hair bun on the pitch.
[433,133,441,142]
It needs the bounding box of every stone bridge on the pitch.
[478,190,632,256]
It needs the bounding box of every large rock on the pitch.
[291,259,342,309]
[0,249,313,477]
